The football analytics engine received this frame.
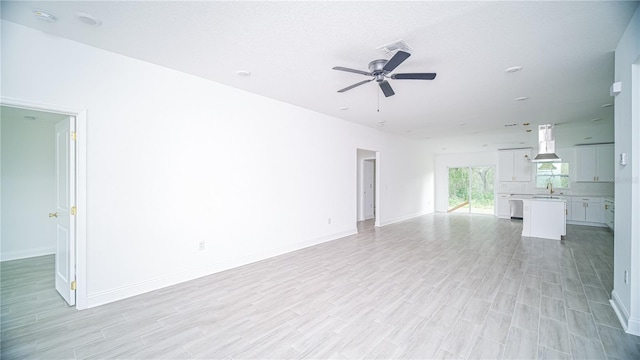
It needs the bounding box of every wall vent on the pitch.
[377,40,413,56]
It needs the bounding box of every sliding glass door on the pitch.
[448,166,495,214]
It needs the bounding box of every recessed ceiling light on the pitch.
[76,12,102,26]
[505,66,523,73]
[33,10,56,23]
[515,96,529,101]
[236,70,251,77]
[339,106,349,111]
[584,137,593,140]
[591,118,602,122]
[526,129,532,132]
[522,122,530,126]
[601,103,613,108]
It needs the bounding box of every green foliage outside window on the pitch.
[536,162,570,188]
[448,167,494,210]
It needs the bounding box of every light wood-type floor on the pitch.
[2,214,640,359]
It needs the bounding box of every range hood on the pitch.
[532,124,561,162]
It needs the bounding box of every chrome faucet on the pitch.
[546,182,554,194]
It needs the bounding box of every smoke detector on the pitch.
[377,40,413,57]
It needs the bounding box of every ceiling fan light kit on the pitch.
[333,50,437,97]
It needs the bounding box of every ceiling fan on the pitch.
[333,50,437,97]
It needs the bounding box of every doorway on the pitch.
[448,166,495,214]
[357,148,379,229]
[0,99,87,309]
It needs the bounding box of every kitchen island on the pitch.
[510,195,567,240]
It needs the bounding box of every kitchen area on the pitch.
[495,126,614,240]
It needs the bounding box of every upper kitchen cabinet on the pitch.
[498,149,532,182]
[575,144,614,182]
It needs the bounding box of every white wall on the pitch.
[612,6,640,336]
[1,21,434,307]
[0,116,57,261]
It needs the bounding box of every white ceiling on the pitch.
[2,1,637,153]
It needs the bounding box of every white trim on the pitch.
[379,211,430,227]
[611,290,630,331]
[1,96,88,310]
[86,228,357,308]
[374,151,381,227]
[0,248,55,262]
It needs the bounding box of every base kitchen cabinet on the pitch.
[497,194,511,219]
[570,197,603,224]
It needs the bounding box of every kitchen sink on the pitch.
[533,195,560,199]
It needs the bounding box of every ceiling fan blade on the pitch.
[332,66,372,76]
[383,51,411,72]
[379,80,395,97]
[338,79,373,93]
[391,73,437,80]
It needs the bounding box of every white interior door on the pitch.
[363,160,375,219]
[54,117,76,306]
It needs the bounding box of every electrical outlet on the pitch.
[625,270,629,284]
[198,241,205,251]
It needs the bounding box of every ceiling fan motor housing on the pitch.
[369,59,388,82]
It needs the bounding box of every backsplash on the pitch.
[498,181,614,196]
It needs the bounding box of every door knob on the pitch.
[48,212,58,218]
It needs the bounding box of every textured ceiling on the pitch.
[2,1,637,153]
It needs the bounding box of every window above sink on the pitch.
[536,162,570,189]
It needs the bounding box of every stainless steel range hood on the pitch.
[532,124,561,162]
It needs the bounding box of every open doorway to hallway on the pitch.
[356,148,378,230]
[1,105,77,307]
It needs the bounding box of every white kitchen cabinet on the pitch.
[497,194,510,219]
[570,197,603,223]
[576,144,614,182]
[498,149,532,182]
[604,199,614,230]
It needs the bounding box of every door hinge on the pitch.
[71,280,77,291]
[71,131,77,141]
[71,206,77,216]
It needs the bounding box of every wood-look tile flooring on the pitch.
[2,214,640,359]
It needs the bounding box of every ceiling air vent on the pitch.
[377,40,413,57]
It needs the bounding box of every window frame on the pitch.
[535,162,571,189]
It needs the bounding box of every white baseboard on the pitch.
[0,247,55,262]
[628,316,640,336]
[86,228,357,308]
[566,220,607,227]
[610,290,639,335]
[379,211,430,227]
